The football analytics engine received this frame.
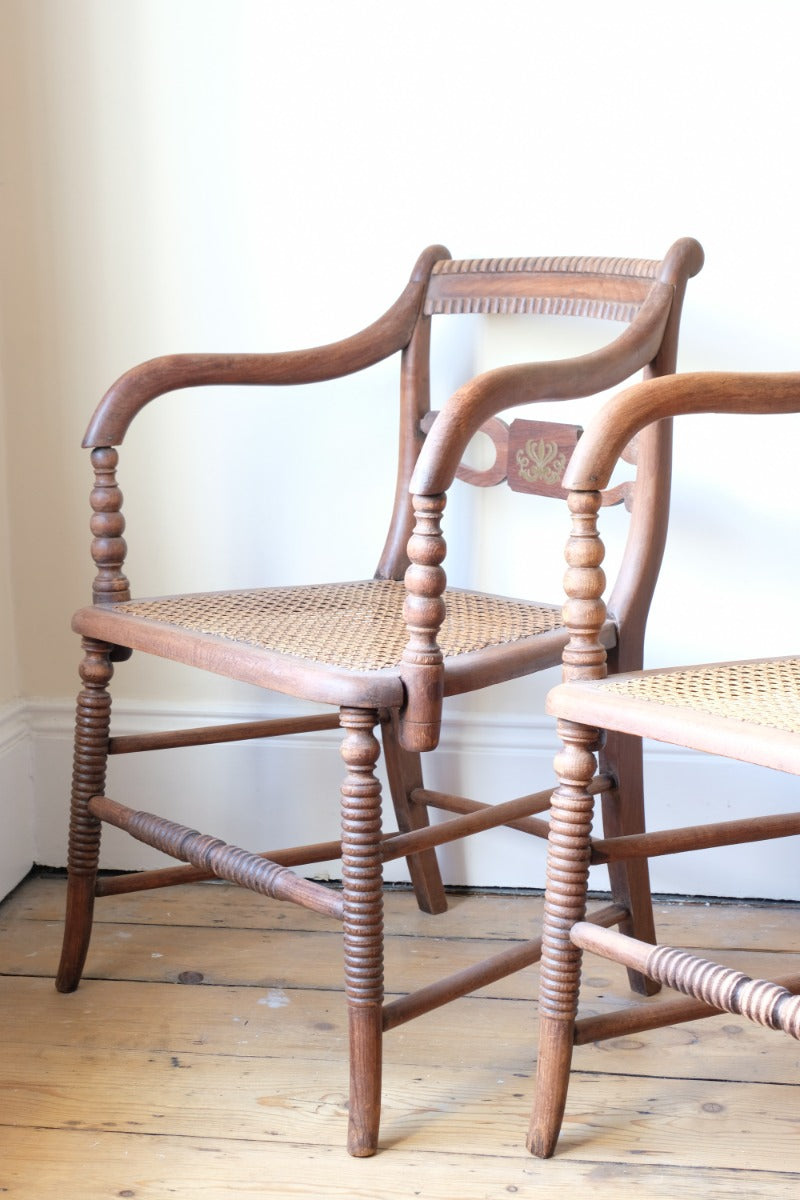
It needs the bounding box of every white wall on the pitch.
[0,370,18,706]
[0,0,22,706]
[2,0,800,898]
[0,1,35,893]
[0,361,34,894]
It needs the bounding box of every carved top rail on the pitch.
[424,255,662,321]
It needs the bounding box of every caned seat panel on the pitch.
[548,656,800,775]
[74,580,616,705]
[111,580,567,666]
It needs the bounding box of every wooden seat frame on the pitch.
[529,372,800,1157]
[56,239,703,1155]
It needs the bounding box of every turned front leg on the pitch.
[529,485,609,1153]
[56,638,114,993]
[528,719,599,1158]
[339,707,384,1156]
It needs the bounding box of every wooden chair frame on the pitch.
[529,371,800,1157]
[56,239,703,1155]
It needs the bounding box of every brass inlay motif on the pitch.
[515,438,567,486]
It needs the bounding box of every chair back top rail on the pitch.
[425,254,661,321]
[423,241,702,321]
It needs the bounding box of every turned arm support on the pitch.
[83,244,449,447]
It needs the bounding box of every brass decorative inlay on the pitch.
[516,438,567,486]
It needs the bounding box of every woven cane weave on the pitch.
[602,659,800,735]
[114,580,563,672]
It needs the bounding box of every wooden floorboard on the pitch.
[1,875,798,1197]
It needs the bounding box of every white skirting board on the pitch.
[4,697,800,903]
[0,703,36,899]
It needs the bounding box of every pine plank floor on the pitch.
[1,874,798,1198]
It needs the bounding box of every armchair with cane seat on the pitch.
[529,370,800,1158]
[55,238,703,1155]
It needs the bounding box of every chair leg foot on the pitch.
[346,1005,383,1156]
[56,874,98,992]
[340,708,384,1156]
[527,1015,575,1158]
[55,639,113,993]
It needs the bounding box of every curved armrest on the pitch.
[83,244,449,446]
[409,279,674,495]
[565,371,800,491]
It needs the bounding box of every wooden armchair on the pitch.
[529,371,800,1158]
[56,238,703,1155]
